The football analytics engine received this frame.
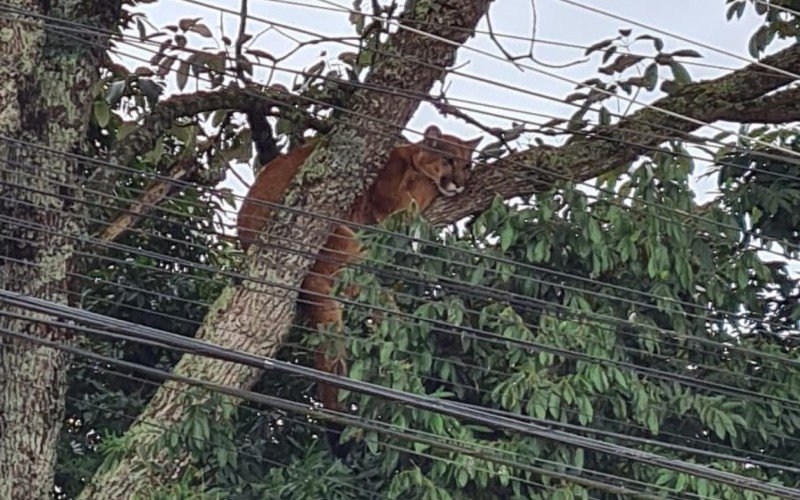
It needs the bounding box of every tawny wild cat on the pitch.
[237,125,480,411]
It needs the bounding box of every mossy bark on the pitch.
[0,2,119,498]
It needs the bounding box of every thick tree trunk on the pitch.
[81,0,491,497]
[0,2,119,498]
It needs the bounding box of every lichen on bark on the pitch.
[0,2,121,498]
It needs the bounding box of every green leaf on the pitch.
[670,49,703,58]
[413,442,429,454]
[93,100,110,128]
[584,38,614,56]
[646,410,659,434]
[105,80,126,106]
[573,448,584,470]
[349,360,365,380]
[669,62,691,85]
[587,218,602,244]
[456,469,468,488]
[365,430,379,454]
[697,478,710,498]
[500,222,515,251]
[380,341,393,364]
[635,34,664,51]
[642,63,658,91]
[176,59,190,90]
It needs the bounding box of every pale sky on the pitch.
[129,0,774,193]
[125,0,796,272]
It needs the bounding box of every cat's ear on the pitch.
[464,136,482,151]
[422,125,442,150]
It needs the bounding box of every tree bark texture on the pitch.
[425,43,800,224]
[105,44,800,238]
[80,1,492,497]
[0,2,119,498]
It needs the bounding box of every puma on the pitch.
[237,126,480,413]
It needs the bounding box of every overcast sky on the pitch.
[129,0,774,195]
[126,0,796,268]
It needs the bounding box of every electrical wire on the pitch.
[9,0,800,191]
[6,0,800,454]
[753,0,800,17]
[13,238,797,466]
[4,153,799,372]
[6,158,800,408]
[558,0,800,80]
[7,8,800,260]
[181,0,800,170]
[2,292,798,497]
[259,0,786,78]
[9,244,800,464]
[176,0,800,161]
[0,158,785,362]
[3,126,798,343]
[0,325,675,498]
[0,345,584,499]
[5,209,800,415]
[3,2,796,496]
[82,33,800,256]
[5,185,800,414]
[304,0,800,160]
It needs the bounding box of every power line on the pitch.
[13,0,796,193]
[292,0,794,79]
[3,158,792,357]
[5,210,800,413]
[5,168,800,412]
[4,151,798,367]
[82,29,800,253]
[6,185,799,408]
[0,344,611,498]
[753,0,800,17]
[0,322,676,498]
[3,130,798,341]
[305,0,800,160]
[13,240,800,458]
[181,0,800,162]
[6,0,800,434]
[18,264,795,469]
[8,251,800,471]
[559,0,800,80]
[8,8,800,258]
[8,0,800,178]
[1,2,800,492]
[3,292,799,497]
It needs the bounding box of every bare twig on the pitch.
[234,0,249,81]
[485,0,586,70]
[432,97,513,154]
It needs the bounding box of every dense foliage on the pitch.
[53,1,800,498]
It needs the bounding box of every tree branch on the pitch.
[112,85,315,167]
[81,1,492,496]
[425,43,800,225]
[97,152,203,243]
[247,110,280,168]
[717,86,800,124]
